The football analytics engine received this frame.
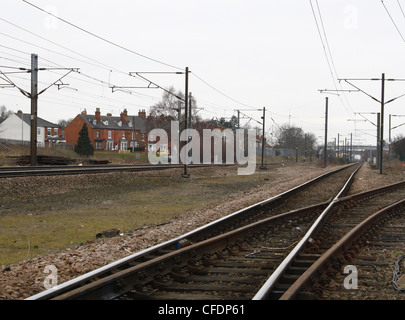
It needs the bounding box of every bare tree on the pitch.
[274,123,317,156]
[147,87,200,132]
[392,134,405,161]
[0,105,13,124]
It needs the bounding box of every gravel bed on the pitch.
[0,162,403,300]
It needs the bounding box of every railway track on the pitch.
[0,163,231,178]
[0,162,297,178]
[278,188,405,300]
[27,163,360,300]
[255,180,405,300]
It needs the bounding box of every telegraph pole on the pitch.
[261,107,266,169]
[337,134,340,159]
[30,54,38,166]
[183,67,189,177]
[377,113,380,169]
[379,73,385,174]
[132,116,136,151]
[324,97,328,168]
[188,92,192,129]
[389,114,392,168]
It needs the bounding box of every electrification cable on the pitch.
[9,2,319,135]
[3,9,267,120]
[21,0,183,71]
[309,0,353,116]
[398,0,405,20]
[0,31,120,73]
[0,17,126,75]
[191,72,259,110]
[381,0,405,42]
[315,0,354,115]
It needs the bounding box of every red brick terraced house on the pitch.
[65,108,148,152]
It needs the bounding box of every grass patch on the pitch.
[0,168,276,265]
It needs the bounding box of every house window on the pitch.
[108,131,112,139]
[121,141,127,151]
[47,128,51,136]
[95,141,103,150]
[122,131,126,139]
[106,140,113,151]
[142,133,145,141]
[97,131,100,138]
[37,128,41,136]
[54,128,58,137]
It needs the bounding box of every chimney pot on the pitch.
[138,109,146,120]
[95,108,101,123]
[120,110,127,124]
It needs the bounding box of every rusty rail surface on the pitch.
[254,179,405,300]
[26,164,358,300]
[280,198,405,300]
[0,163,232,178]
[252,162,362,299]
[49,203,328,300]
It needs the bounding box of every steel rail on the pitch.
[252,162,362,300]
[53,173,405,301]
[0,163,232,178]
[0,161,293,171]
[0,163,157,170]
[26,163,356,300]
[280,198,405,300]
[48,202,330,300]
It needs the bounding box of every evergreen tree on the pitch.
[74,123,94,157]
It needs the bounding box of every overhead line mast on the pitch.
[339,74,405,174]
[0,53,78,166]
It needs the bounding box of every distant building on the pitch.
[64,108,148,152]
[0,110,62,147]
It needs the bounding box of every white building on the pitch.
[0,110,62,147]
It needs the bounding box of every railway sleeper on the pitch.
[171,275,266,285]
[154,283,259,293]
[140,292,242,300]
[278,273,302,285]
[187,261,209,276]
[285,266,309,275]
[152,275,173,287]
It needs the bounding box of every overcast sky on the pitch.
[1,0,405,146]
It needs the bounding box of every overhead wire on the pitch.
[0,17,126,75]
[381,0,405,42]
[315,0,354,115]
[0,33,161,112]
[399,0,405,20]
[0,31,120,72]
[2,2,330,137]
[0,16,255,122]
[309,0,353,116]
[11,2,273,125]
[191,72,260,111]
[21,0,184,71]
